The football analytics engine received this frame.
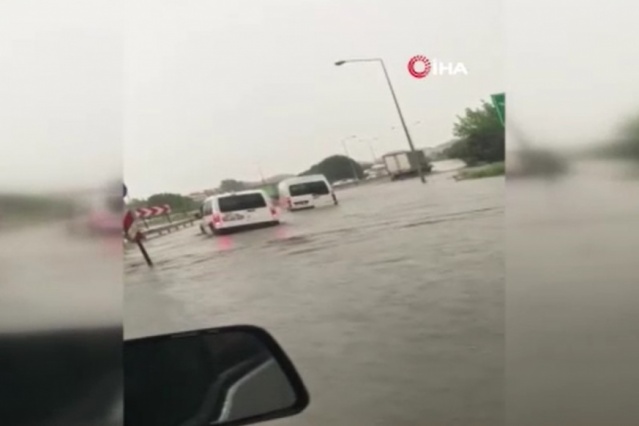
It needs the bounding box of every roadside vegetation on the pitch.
[127,193,199,211]
[454,162,505,181]
[442,99,505,180]
[136,98,509,204]
[130,155,366,209]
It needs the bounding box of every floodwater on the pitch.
[0,222,122,332]
[125,164,504,426]
[125,167,504,426]
[507,160,639,426]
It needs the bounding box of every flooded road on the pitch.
[507,160,639,426]
[0,222,122,332]
[125,171,504,426]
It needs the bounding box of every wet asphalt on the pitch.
[125,161,504,426]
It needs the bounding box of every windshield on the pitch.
[288,181,329,197]
[120,4,507,426]
[218,194,267,212]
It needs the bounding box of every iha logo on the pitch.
[408,55,468,78]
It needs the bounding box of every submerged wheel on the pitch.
[210,224,224,236]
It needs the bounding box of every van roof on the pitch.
[280,174,328,185]
[204,189,267,201]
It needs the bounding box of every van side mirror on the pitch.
[194,212,202,219]
[124,325,309,426]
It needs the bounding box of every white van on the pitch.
[199,190,279,235]
[278,175,338,211]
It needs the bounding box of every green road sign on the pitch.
[491,93,505,126]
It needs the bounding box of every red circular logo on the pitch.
[408,55,431,79]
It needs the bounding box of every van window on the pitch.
[218,193,267,212]
[202,201,213,215]
[289,181,330,197]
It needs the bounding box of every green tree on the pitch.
[300,155,364,182]
[447,100,505,166]
[146,193,198,211]
[126,198,147,209]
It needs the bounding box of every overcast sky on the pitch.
[506,0,639,150]
[0,0,121,195]
[123,0,502,197]
[2,1,637,198]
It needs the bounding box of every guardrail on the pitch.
[142,216,197,239]
[138,210,198,227]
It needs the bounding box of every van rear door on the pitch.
[289,181,332,208]
[217,193,271,226]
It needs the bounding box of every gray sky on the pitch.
[3,1,636,198]
[506,0,639,150]
[123,0,502,197]
[0,0,122,195]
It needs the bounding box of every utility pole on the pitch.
[335,58,426,183]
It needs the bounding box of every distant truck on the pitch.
[382,150,433,181]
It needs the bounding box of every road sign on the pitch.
[136,205,171,218]
[491,93,505,126]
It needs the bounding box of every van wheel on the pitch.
[199,225,206,235]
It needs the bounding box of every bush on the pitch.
[445,100,505,166]
[455,162,505,180]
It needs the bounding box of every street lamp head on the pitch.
[334,60,346,66]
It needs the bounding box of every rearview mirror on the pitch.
[124,325,309,426]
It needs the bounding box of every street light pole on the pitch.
[335,58,426,183]
[378,60,425,183]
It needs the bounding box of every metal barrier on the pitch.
[142,216,197,239]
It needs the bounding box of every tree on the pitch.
[219,179,246,192]
[126,198,147,209]
[446,100,505,166]
[443,139,471,162]
[146,193,198,211]
[300,155,364,182]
